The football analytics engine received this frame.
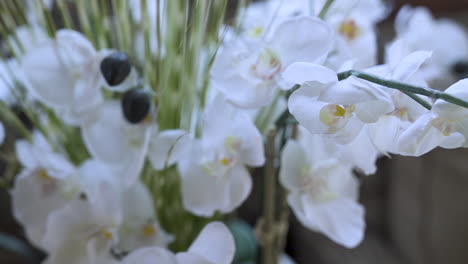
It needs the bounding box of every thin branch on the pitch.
[338,70,468,109]
[318,0,334,19]
[401,91,432,110]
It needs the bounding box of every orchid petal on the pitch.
[122,247,178,264]
[269,17,334,66]
[288,87,330,134]
[392,51,432,82]
[187,222,235,264]
[282,62,337,85]
[288,193,365,248]
[279,140,309,191]
[175,253,211,264]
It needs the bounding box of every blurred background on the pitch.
[2,0,468,263]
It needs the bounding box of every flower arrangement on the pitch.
[1,0,468,263]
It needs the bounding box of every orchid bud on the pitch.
[101,52,132,86]
[121,88,151,124]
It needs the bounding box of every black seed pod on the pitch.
[100,52,132,86]
[452,60,468,77]
[122,88,151,124]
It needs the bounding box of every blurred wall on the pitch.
[394,0,468,13]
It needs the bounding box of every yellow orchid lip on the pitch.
[334,105,346,117]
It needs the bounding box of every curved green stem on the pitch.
[400,91,432,110]
[338,70,468,109]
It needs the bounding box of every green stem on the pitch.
[260,130,278,264]
[338,70,468,109]
[318,0,334,19]
[256,91,281,134]
[401,91,432,110]
[0,102,31,141]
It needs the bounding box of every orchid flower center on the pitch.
[38,168,52,181]
[142,223,157,238]
[202,155,235,177]
[251,48,282,80]
[36,168,61,195]
[320,104,355,132]
[338,20,360,41]
[101,229,114,240]
[300,166,337,203]
[431,117,457,136]
[388,107,411,121]
[202,136,242,177]
[60,176,81,200]
[247,26,264,38]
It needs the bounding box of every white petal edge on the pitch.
[188,222,235,264]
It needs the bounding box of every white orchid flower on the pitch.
[297,126,379,176]
[81,100,155,186]
[117,181,173,253]
[285,62,393,143]
[11,132,79,248]
[327,15,378,70]
[393,5,468,84]
[314,0,388,69]
[21,29,103,125]
[366,49,432,154]
[398,79,468,156]
[42,159,122,264]
[211,16,334,108]
[310,0,387,70]
[178,96,264,216]
[239,0,313,40]
[368,90,429,155]
[122,222,235,264]
[280,139,365,248]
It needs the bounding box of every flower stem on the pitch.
[338,70,468,109]
[0,102,31,141]
[318,0,334,19]
[400,91,432,110]
[259,129,278,264]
